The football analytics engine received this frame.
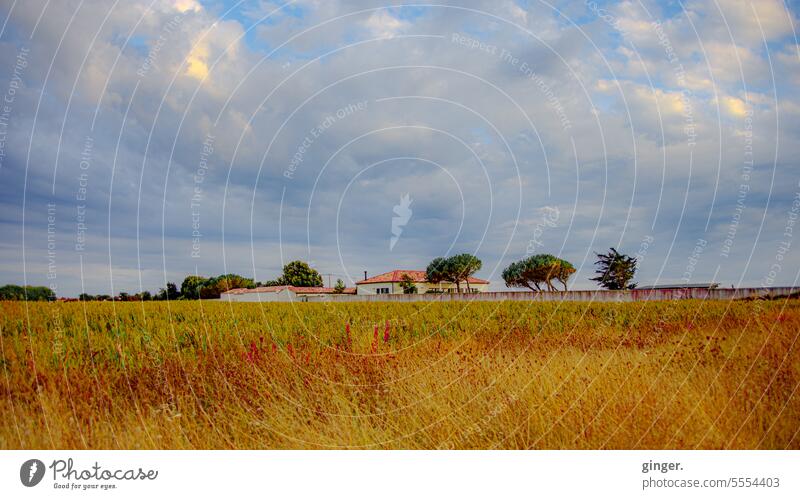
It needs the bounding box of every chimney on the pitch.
[364,271,368,280]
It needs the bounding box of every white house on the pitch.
[220,285,356,302]
[356,270,489,295]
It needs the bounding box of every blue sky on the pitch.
[0,0,799,295]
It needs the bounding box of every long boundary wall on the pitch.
[304,287,800,303]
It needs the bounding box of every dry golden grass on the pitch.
[1,299,798,449]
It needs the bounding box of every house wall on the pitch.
[356,282,396,295]
[416,282,490,293]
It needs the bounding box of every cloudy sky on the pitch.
[0,0,798,296]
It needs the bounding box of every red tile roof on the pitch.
[222,286,356,295]
[356,270,489,285]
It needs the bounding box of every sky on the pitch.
[0,0,799,296]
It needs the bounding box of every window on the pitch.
[376,287,390,294]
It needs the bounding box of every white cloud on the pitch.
[362,11,408,38]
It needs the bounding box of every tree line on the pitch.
[73,260,326,301]
[0,249,638,301]
[416,247,637,294]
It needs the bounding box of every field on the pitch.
[1,299,798,449]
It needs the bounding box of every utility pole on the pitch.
[322,273,347,288]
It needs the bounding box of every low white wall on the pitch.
[356,282,489,294]
[220,289,297,302]
[307,287,799,303]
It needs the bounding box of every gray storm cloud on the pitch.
[0,0,798,295]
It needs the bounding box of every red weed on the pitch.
[383,320,390,343]
[244,340,258,364]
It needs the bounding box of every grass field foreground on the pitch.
[1,299,798,449]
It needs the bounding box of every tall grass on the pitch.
[1,299,798,449]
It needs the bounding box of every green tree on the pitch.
[502,260,534,290]
[447,253,482,292]
[334,279,346,294]
[181,275,209,300]
[156,282,181,300]
[261,278,287,287]
[553,259,576,290]
[425,257,449,286]
[398,273,418,294]
[216,274,255,291]
[590,248,637,290]
[502,254,575,291]
[280,261,323,287]
[0,284,55,301]
[0,284,23,300]
[199,274,255,299]
[426,255,483,293]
